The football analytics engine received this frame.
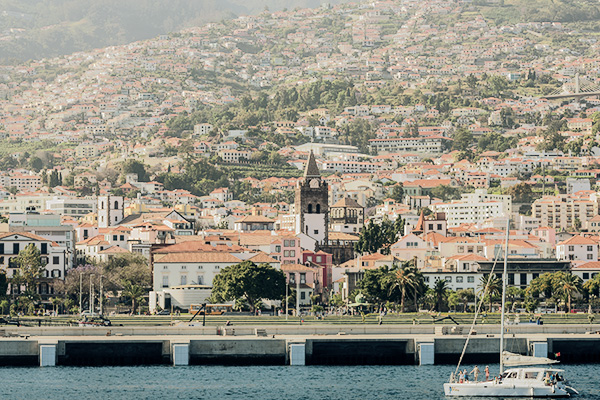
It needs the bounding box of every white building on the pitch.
[556,235,598,261]
[431,189,511,228]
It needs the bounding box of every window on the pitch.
[300,292,306,300]
[283,250,289,257]
[53,256,59,265]
[300,273,306,284]
[180,275,187,285]
[41,243,48,254]
[588,254,594,260]
[197,275,204,285]
[275,246,281,253]
[437,224,442,230]
[316,256,321,263]
[445,276,452,282]
[568,245,574,251]
[583,273,590,279]
[112,235,117,241]
[588,246,594,252]
[13,243,19,254]
[308,204,313,213]
[181,265,186,270]
[424,276,430,282]
[120,235,124,241]
[456,276,463,283]
[284,240,290,247]
[162,276,169,288]
[163,265,168,270]
[467,276,474,283]
[314,230,319,235]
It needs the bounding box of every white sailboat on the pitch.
[443,220,578,397]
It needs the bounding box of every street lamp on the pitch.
[79,272,83,315]
[89,274,95,314]
[285,277,289,321]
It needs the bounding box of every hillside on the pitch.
[0,0,351,64]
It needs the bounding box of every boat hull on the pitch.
[443,382,570,397]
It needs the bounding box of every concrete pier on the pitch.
[0,324,598,367]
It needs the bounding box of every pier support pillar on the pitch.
[531,341,548,358]
[39,344,56,367]
[418,342,434,365]
[289,343,306,366]
[172,344,189,366]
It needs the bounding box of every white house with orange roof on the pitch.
[210,187,232,202]
[571,261,600,283]
[390,233,428,267]
[556,235,598,261]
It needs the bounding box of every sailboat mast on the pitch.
[499,218,510,374]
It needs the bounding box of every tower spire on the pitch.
[304,150,320,178]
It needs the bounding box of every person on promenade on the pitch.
[470,366,480,382]
[485,366,489,381]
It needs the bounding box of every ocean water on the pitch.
[1,364,599,400]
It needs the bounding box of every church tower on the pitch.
[98,194,124,228]
[295,151,328,245]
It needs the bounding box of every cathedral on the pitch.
[294,151,356,264]
[294,151,329,246]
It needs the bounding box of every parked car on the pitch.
[156,310,170,315]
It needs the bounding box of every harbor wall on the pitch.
[1,324,599,366]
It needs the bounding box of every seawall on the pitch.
[1,324,599,367]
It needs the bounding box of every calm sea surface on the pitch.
[1,364,599,400]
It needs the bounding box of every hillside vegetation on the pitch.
[0,0,351,63]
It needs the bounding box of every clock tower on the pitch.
[295,151,328,245]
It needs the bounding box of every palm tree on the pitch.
[433,278,449,312]
[457,289,475,312]
[553,273,582,313]
[479,274,502,312]
[122,282,145,315]
[409,266,425,312]
[527,273,554,299]
[584,274,600,297]
[387,267,415,313]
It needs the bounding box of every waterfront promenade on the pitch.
[1,320,599,367]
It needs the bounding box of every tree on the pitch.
[552,272,582,312]
[11,244,44,296]
[456,289,475,312]
[584,273,600,297]
[479,274,502,312]
[433,278,449,311]
[388,183,404,203]
[354,217,403,255]
[121,159,149,182]
[211,261,285,312]
[121,282,145,315]
[526,273,554,299]
[29,156,44,172]
[386,266,416,312]
[430,185,462,201]
[360,266,392,303]
[506,182,534,203]
[0,272,7,299]
[452,128,473,151]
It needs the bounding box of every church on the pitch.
[293,151,358,264]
